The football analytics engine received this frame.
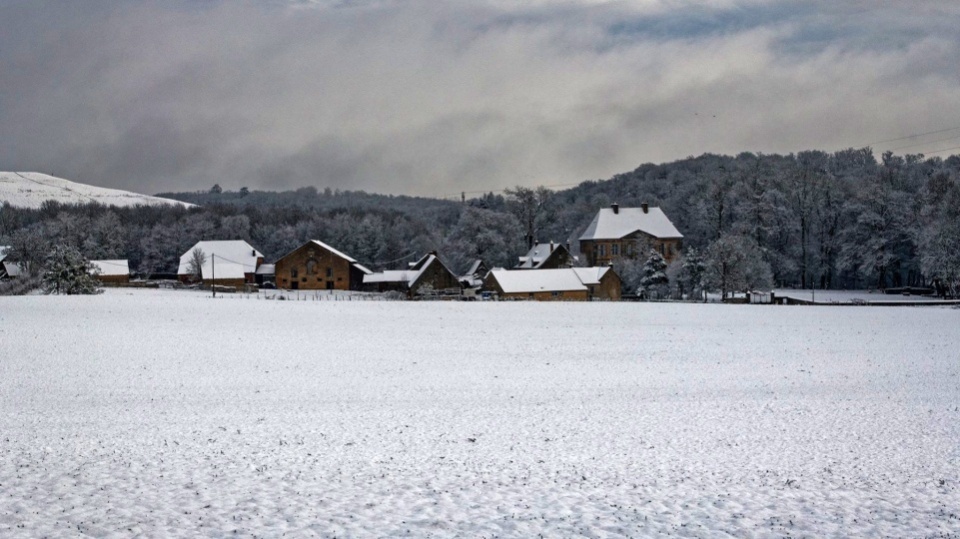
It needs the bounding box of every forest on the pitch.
[2,147,959,296]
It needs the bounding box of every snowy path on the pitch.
[1,290,958,537]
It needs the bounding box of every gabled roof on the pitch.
[579,206,683,241]
[516,242,568,269]
[571,266,613,285]
[488,268,588,294]
[364,254,453,288]
[276,240,372,275]
[89,259,129,277]
[178,240,262,275]
[308,239,358,264]
[463,259,486,277]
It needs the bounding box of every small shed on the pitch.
[89,260,130,285]
[255,264,276,286]
[199,260,246,287]
[484,267,622,301]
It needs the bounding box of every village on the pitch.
[2,202,685,301]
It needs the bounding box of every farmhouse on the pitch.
[579,203,683,265]
[274,240,372,291]
[484,267,622,301]
[89,260,130,285]
[178,240,263,284]
[364,252,461,297]
[516,242,572,270]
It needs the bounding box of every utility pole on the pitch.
[212,254,216,298]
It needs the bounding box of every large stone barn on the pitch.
[178,240,264,284]
[484,267,622,301]
[364,252,461,297]
[579,203,683,266]
[274,240,372,291]
[89,260,130,285]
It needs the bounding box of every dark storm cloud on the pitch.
[1,1,958,196]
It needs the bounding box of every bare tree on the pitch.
[187,248,207,281]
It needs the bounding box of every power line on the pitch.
[867,125,960,146]
[886,133,960,152]
[922,144,960,156]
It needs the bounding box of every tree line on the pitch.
[2,147,959,297]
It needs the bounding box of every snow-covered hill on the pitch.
[0,171,193,209]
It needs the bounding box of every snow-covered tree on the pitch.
[704,235,773,299]
[42,246,101,295]
[638,249,669,299]
[672,247,706,301]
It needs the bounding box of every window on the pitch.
[306,259,317,275]
[612,244,620,256]
[326,267,332,277]
[291,268,299,279]
[599,244,606,257]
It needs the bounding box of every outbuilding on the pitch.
[178,240,263,284]
[483,266,622,301]
[89,260,130,285]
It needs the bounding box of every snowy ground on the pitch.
[1,289,958,537]
[0,171,191,209]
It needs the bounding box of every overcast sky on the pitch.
[1,1,959,197]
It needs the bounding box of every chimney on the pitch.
[641,202,649,214]
[611,203,619,214]
[252,249,256,256]
[550,241,555,253]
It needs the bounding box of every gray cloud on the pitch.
[1,0,959,196]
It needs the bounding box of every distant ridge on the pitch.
[0,172,193,209]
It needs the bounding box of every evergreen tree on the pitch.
[42,246,101,295]
[639,249,669,299]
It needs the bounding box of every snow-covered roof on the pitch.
[488,268,588,294]
[0,171,193,209]
[308,240,358,264]
[89,260,129,277]
[516,243,567,269]
[489,267,615,294]
[364,270,418,285]
[579,206,683,241]
[364,254,451,287]
[255,264,276,275]
[178,240,262,275]
[464,259,485,276]
[200,260,246,281]
[353,263,373,275]
[2,260,22,278]
[571,266,612,286]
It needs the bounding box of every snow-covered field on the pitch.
[2,290,958,537]
[0,172,191,209]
